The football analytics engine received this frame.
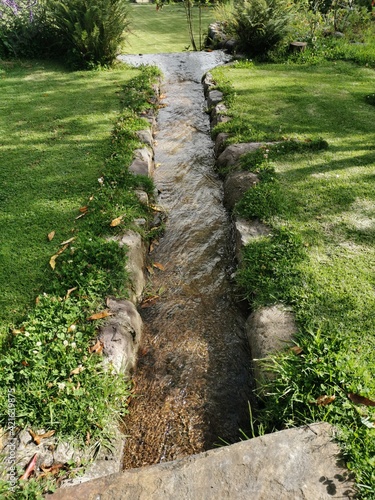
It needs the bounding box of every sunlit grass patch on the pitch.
[212,59,375,496]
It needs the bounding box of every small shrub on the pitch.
[229,0,293,58]
[0,0,59,58]
[46,0,130,69]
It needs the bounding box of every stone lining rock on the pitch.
[98,298,143,375]
[246,305,298,384]
[112,230,146,304]
[207,89,224,108]
[223,171,259,210]
[214,132,230,157]
[47,422,356,499]
[217,142,271,169]
[234,218,271,263]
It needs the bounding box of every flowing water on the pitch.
[119,52,254,469]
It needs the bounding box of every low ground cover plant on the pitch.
[0,60,160,497]
[211,58,375,496]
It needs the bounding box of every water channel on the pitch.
[119,52,254,469]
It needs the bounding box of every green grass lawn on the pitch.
[0,60,142,337]
[212,59,375,496]
[124,4,215,53]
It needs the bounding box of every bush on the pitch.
[229,0,293,58]
[0,0,59,58]
[46,0,130,69]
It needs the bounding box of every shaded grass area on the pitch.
[212,60,375,496]
[125,4,215,53]
[0,60,140,336]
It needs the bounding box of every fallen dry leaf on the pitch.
[12,326,25,335]
[348,393,375,407]
[20,453,37,480]
[290,346,303,355]
[47,231,55,242]
[65,287,78,300]
[29,429,55,445]
[315,395,336,406]
[89,339,104,354]
[110,216,123,227]
[39,462,65,479]
[70,365,84,376]
[60,236,76,246]
[146,265,155,275]
[140,295,159,309]
[87,310,112,321]
[79,206,88,213]
[49,243,69,270]
[152,262,165,271]
[149,204,164,213]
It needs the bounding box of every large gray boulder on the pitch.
[47,422,355,499]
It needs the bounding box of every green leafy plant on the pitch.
[0,0,59,58]
[46,0,130,68]
[237,227,306,306]
[229,0,293,58]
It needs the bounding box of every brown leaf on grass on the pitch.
[65,287,78,300]
[47,231,55,242]
[110,216,123,227]
[79,206,88,213]
[87,310,112,321]
[49,243,69,270]
[146,265,154,275]
[315,395,336,406]
[12,326,25,335]
[29,429,55,446]
[348,393,375,407]
[290,346,303,355]
[70,365,84,376]
[20,453,38,480]
[60,236,76,246]
[140,295,159,309]
[152,262,165,271]
[89,339,104,354]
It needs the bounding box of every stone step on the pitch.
[47,422,355,499]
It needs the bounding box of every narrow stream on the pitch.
[119,52,254,469]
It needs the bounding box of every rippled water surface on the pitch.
[119,52,254,469]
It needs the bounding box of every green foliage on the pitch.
[0,62,160,497]
[0,294,131,446]
[0,0,60,58]
[235,161,283,221]
[46,0,130,68]
[237,227,306,306]
[228,0,293,58]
